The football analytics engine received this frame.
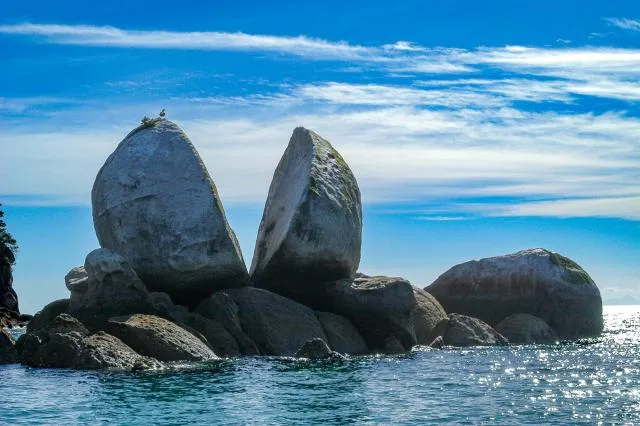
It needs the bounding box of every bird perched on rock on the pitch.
[159,109,166,118]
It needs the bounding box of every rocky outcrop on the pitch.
[315,311,368,355]
[294,338,345,360]
[106,314,218,362]
[0,327,17,364]
[495,314,559,344]
[68,249,154,322]
[27,298,69,333]
[323,275,448,352]
[0,242,19,318]
[17,313,161,370]
[92,119,248,307]
[251,127,362,306]
[426,249,603,339]
[65,266,88,306]
[442,314,508,347]
[196,287,327,356]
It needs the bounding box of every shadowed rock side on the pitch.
[442,314,509,347]
[495,314,559,344]
[251,127,362,306]
[323,275,448,353]
[426,249,603,339]
[0,242,18,315]
[92,119,248,307]
[196,287,328,356]
[315,311,368,355]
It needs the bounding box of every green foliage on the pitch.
[0,204,17,265]
[140,116,162,128]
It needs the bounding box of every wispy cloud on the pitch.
[605,18,640,32]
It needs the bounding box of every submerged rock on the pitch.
[294,338,345,360]
[251,127,362,306]
[107,314,218,362]
[324,275,448,352]
[426,249,603,339]
[92,119,248,306]
[315,311,368,355]
[443,314,509,347]
[196,287,327,356]
[495,314,559,344]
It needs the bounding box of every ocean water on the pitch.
[1,305,638,425]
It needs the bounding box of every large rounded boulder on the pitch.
[425,248,603,339]
[324,275,448,353]
[250,127,362,306]
[92,119,248,306]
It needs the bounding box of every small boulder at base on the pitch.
[196,287,327,356]
[294,338,345,360]
[27,298,69,333]
[315,311,368,355]
[495,314,559,344]
[107,314,218,362]
[251,127,362,306]
[426,248,603,339]
[92,119,248,307]
[324,275,448,353]
[68,249,154,321]
[443,314,508,347]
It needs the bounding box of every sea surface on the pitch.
[1,305,638,425]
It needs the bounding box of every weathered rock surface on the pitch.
[495,314,559,344]
[27,298,69,333]
[324,275,448,352]
[75,331,163,371]
[18,313,157,370]
[68,249,154,321]
[196,287,327,356]
[0,327,17,364]
[251,127,362,306]
[294,338,345,360]
[107,314,218,362]
[442,314,509,347]
[92,119,248,306]
[315,311,368,354]
[426,249,603,339]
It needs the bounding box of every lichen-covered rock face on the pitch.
[324,275,448,353]
[92,119,248,306]
[495,314,559,344]
[106,314,218,362]
[196,287,327,356]
[426,249,603,339]
[251,127,362,306]
[443,314,508,347]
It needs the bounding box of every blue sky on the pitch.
[1,1,639,313]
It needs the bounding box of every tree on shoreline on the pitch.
[0,203,17,266]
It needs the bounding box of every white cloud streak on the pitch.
[605,18,640,32]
